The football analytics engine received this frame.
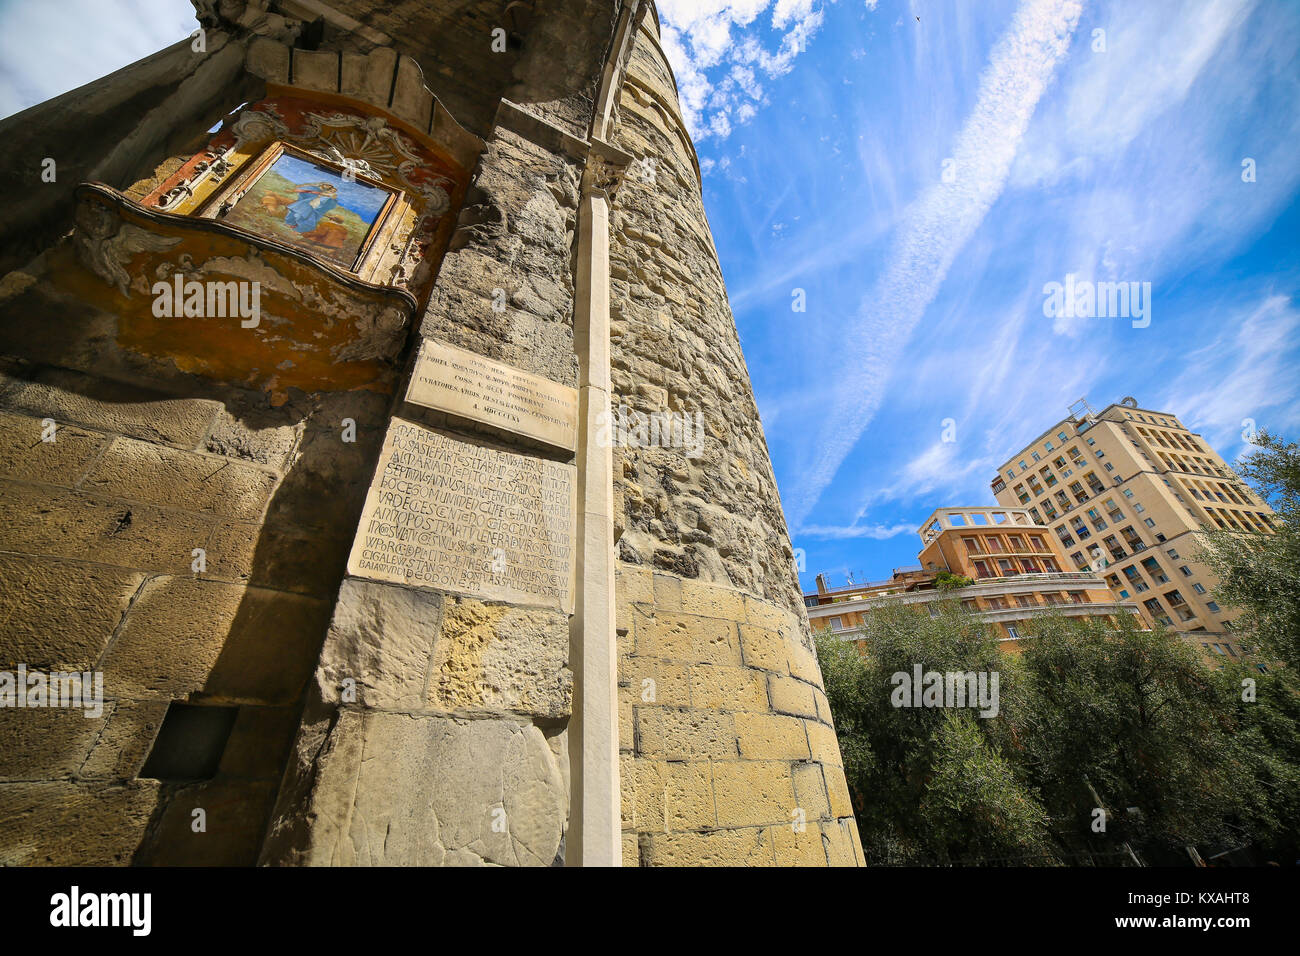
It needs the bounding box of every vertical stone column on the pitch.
[567,150,629,866]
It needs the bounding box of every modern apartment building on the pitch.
[990,398,1276,663]
[805,506,1140,652]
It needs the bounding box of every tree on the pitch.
[1197,430,1300,671]
[1015,614,1245,860]
[816,601,1055,864]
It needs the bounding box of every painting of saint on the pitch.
[221,151,392,269]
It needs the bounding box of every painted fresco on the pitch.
[222,151,391,269]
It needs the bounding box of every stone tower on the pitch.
[0,0,862,866]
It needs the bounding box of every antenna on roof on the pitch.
[1068,396,1097,424]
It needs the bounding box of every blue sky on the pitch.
[657,0,1300,590]
[3,0,1297,593]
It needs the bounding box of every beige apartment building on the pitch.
[806,506,1140,652]
[991,398,1276,664]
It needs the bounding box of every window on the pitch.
[1179,566,1192,577]
[1006,625,1020,640]
[1206,601,1221,613]
[829,617,843,631]
[1019,460,1028,470]
[139,703,239,781]
[1123,489,1134,498]
[1045,440,1054,451]
[1143,517,1156,528]
[1058,431,1068,442]
[1133,503,1145,513]
[1166,548,1179,559]
[1192,583,1206,594]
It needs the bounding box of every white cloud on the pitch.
[1158,294,1300,457]
[785,0,1084,528]
[0,0,197,119]
[797,522,914,540]
[657,0,837,142]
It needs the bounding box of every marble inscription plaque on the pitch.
[406,338,578,451]
[347,419,576,613]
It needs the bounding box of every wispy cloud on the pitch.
[785,0,1083,527]
[1159,294,1300,459]
[657,0,835,141]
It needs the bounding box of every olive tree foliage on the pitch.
[816,603,1300,864]
[1197,430,1300,671]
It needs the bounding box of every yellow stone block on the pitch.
[620,757,715,832]
[822,820,860,867]
[734,712,809,760]
[769,673,818,718]
[689,664,768,712]
[636,708,735,759]
[773,821,827,866]
[678,577,748,621]
[645,826,774,866]
[651,572,682,611]
[635,610,739,666]
[824,761,855,819]
[0,412,105,485]
[806,720,845,768]
[620,660,691,708]
[792,761,831,820]
[787,639,823,684]
[712,760,797,828]
[737,623,787,673]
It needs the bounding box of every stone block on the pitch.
[806,720,845,768]
[0,412,105,484]
[620,756,715,832]
[316,577,441,712]
[428,598,572,719]
[634,609,739,666]
[80,699,169,780]
[284,712,566,867]
[0,481,211,574]
[636,708,735,759]
[792,761,832,821]
[738,623,787,673]
[103,577,330,704]
[710,760,796,828]
[644,826,774,866]
[0,780,161,865]
[689,664,768,712]
[769,673,818,719]
[773,821,827,866]
[0,554,144,668]
[0,707,105,778]
[734,712,809,760]
[81,437,278,520]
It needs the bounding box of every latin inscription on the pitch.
[347,419,576,612]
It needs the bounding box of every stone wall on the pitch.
[0,350,387,864]
[259,117,584,867]
[604,17,862,865]
[0,0,863,867]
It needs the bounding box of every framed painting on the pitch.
[211,144,398,271]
